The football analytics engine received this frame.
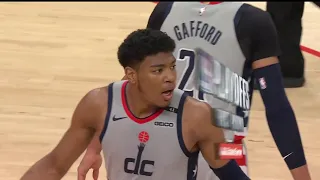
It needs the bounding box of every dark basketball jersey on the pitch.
[100,81,200,180]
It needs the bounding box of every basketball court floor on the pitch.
[0,2,319,180]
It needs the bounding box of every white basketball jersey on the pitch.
[160,2,250,141]
[100,81,200,180]
[158,2,252,179]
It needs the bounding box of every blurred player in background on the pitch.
[265,2,319,88]
[78,2,311,180]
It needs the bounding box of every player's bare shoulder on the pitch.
[183,96,213,130]
[72,86,109,131]
[180,96,213,152]
[82,86,109,108]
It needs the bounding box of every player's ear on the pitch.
[124,66,137,84]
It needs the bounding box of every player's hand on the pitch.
[77,150,102,180]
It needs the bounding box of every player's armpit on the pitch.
[20,88,108,180]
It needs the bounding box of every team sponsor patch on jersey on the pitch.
[154,121,175,128]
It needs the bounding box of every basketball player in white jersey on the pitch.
[20,29,251,180]
[77,2,311,180]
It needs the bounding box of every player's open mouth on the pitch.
[162,90,173,101]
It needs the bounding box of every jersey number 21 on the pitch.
[177,48,204,100]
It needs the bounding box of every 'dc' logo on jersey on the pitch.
[124,131,155,176]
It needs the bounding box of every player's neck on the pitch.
[126,83,159,118]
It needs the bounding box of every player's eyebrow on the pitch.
[150,63,165,68]
[150,59,176,67]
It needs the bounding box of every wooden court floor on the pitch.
[0,2,319,180]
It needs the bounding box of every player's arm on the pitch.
[21,88,107,180]
[84,75,126,151]
[83,134,102,155]
[246,6,311,180]
[187,99,250,180]
[78,77,126,179]
[77,133,102,180]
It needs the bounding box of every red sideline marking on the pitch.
[151,2,320,58]
[300,45,320,58]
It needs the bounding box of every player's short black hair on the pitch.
[117,28,176,69]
